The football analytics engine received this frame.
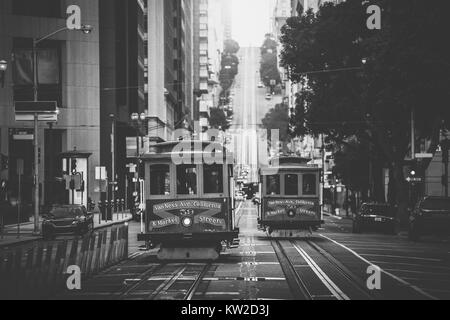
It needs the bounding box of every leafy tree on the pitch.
[209,107,231,131]
[260,52,281,86]
[261,102,291,148]
[224,39,240,55]
[280,0,450,221]
[261,37,278,55]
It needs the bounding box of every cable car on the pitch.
[257,156,323,237]
[137,141,240,260]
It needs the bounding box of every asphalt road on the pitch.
[58,202,450,300]
[230,47,283,182]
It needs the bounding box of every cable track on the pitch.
[302,239,380,300]
[271,240,313,300]
[119,263,212,300]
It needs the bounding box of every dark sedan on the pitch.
[353,203,397,235]
[42,205,94,240]
[409,196,450,241]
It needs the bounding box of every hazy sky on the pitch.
[232,0,275,47]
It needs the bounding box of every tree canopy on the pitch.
[261,102,291,144]
[224,39,240,55]
[280,0,450,217]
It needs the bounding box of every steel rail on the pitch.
[271,240,313,300]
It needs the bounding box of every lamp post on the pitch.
[31,24,93,235]
[131,113,146,210]
[0,60,7,88]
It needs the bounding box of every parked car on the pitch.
[409,196,450,241]
[353,203,397,235]
[42,205,94,240]
[265,93,272,100]
[235,191,245,202]
[258,82,265,88]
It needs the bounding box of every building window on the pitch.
[12,0,63,18]
[12,38,62,108]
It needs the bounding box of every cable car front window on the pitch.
[266,175,280,195]
[285,174,299,196]
[303,174,317,196]
[150,165,171,196]
[177,165,197,195]
[204,165,223,194]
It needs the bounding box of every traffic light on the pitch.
[0,154,9,171]
[71,159,78,174]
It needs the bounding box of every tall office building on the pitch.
[193,0,224,139]
[0,0,101,209]
[222,0,233,41]
[147,0,194,142]
[98,0,149,203]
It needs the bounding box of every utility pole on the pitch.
[32,39,40,235]
[110,114,116,218]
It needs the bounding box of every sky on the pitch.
[232,0,275,47]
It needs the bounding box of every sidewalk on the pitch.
[0,212,133,249]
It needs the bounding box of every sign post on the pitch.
[17,159,24,238]
[15,101,58,235]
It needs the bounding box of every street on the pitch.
[1,0,450,304]
[57,201,450,300]
[231,47,283,182]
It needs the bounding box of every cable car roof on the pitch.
[141,140,234,162]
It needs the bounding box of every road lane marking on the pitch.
[292,242,350,301]
[371,261,450,271]
[320,234,438,300]
[360,254,442,262]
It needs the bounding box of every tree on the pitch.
[209,107,231,131]
[261,103,291,151]
[280,0,450,222]
[261,37,278,55]
[260,52,281,86]
[224,39,240,55]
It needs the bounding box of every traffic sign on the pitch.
[15,113,58,122]
[15,101,58,113]
[95,167,107,180]
[406,176,424,183]
[415,153,433,159]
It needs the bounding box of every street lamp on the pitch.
[0,60,7,72]
[0,60,7,88]
[31,25,93,235]
[130,113,146,215]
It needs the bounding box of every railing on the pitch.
[0,222,129,299]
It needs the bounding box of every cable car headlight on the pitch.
[287,209,296,218]
[181,217,193,228]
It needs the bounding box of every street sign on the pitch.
[15,113,58,122]
[11,129,34,141]
[14,101,59,122]
[16,159,24,175]
[15,101,58,113]
[126,163,137,173]
[415,153,433,159]
[406,176,424,183]
[95,167,107,180]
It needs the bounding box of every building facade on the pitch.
[147,0,194,142]
[0,0,100,213]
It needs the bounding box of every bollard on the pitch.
[98,201,105,223]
